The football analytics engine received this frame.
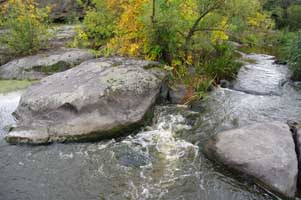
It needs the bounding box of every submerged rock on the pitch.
[220,80,232,88]
[273,59,288,65]
[205,122,298,198]
[113,144,151,168]
[0,48,94,80]
[6,57,167,144]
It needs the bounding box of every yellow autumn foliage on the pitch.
[106,0,147,57]
[210,17,229,43]
[247,12,274,29]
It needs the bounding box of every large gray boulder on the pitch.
[0,48,94,80]
[5,57,167,144]
[205,122,298,198]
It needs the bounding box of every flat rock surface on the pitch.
[49,25,79,48]
[205,122,298,198]
[0,48,94,80]
[5,57,167,144]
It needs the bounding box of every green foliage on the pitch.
[263,0,301,30]
[287,5,301,30]
[265,29,294,57]
[0,0,51,56]
[80,0,120,48]
[199,43,242,82]
[193,77,214,99]
[283,32,301,81]
[68,26,90,48]
[142,0,184,62]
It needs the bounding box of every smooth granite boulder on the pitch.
[0,48,94,80]
[205,122,298,198]
[5,57,167,144]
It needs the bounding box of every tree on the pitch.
[287,4,301,30]
[263,0,301,29]
[78,0,272,86]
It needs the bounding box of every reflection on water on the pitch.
[0,54,299,200]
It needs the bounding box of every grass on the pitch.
[242,57,257,64]
[0,80,33,93]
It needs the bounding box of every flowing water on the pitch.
[0,54,301,200]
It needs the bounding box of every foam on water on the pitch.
[119,109,200,200]
[0,91,22,136]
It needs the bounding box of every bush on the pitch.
[0,0,51,56]
[77,0,123,49]
[266,29,294,57]
[284,32,301,81]
[200,43,242,82]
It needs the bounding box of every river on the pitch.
[0,54,300,200]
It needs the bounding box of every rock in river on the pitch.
[5,57,167,144]
[0,48,94,80]
[205,122,298,198]
[168,84,188,104]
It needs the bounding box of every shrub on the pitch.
[78,0,124,49]
[267,29,295,58]
[284,32,301,81]
[0,0,51,56]
[200,43,242,82]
